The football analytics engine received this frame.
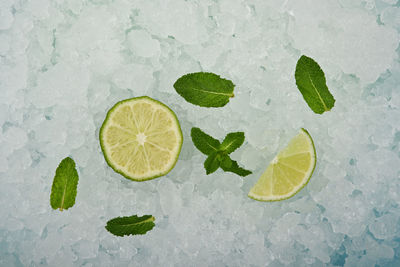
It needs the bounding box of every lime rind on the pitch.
[248,128,316,201]
[99,96,183,182]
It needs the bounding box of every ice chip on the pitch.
[127,30,160,58]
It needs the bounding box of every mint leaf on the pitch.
[295,55,335,114]
[220,159,252,177]
[191,127,220,155]
[191,127,251,176]
[174,72,235,107]
[50,157,79,211]
[220,132,245,154]
[220,154,233,169]
[204,152,220,174]
[105,215,155,237]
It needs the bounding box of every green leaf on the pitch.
[191,127,251,177]
[204,152,220,175]
[105,215,155,237]
[220,132,245,154]
[50,157,79,211]
[191,127,220,155]
[174,72,235,107]
[295,55,335,114]
[220,159,252,177]
[220,154,233,169]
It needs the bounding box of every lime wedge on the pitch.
[248,128,316,201]
[100,96,183,181]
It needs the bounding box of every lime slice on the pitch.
[248,128,316,201]
[99,96,183,181]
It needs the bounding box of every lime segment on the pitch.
[248,128,316,201]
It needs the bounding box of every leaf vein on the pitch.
[189,86,233,97]
[59,178,68,211]
[307,73,329,111]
